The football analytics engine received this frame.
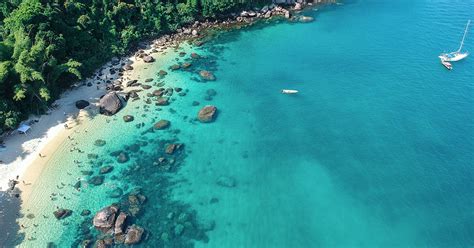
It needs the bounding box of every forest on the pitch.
[0,0,270,133]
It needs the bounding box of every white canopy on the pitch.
[17,124,31,134]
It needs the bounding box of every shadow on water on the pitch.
[0,187,25,246]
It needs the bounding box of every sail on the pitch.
[457,20,471,52]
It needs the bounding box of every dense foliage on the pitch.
[0,0,269,134]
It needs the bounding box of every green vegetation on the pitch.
[0,0,269,134]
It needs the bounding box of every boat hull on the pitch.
[439,52,469,62]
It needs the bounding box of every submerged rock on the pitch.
[154,120,170,130]
[75,100,90,109]
[117,152,130,163]
[124,225,144,245]
[206,89,217,96]
[143,55,155,63]
[158,70,168,76]
[216,176,237,188]
[199,70,216,81]
[99,165,114,174]
[123,115,134,122]
[88,176,104,186]
[156,97,169,106]
[81,209,91,216]
[93,205,119,232]
[53,208,72,220]
[198,105,218,123]
[94,139,106,147]
[114,212,128,235]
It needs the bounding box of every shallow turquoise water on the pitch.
[12,1,474,247]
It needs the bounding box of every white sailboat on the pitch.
[439,20,471,62]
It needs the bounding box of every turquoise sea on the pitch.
[4,0,474,247]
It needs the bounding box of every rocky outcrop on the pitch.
[53,208,72,220]
[165,143,181,154]
[75,100,90,109]
[124,225,144,245]
[88,175,104,186]
[143,55,155,63]
[99,165,114,174]
[93,205,119,232]
[123,115,134,122]
[199,70,216,81]
[99,92,124,116]
[198,105,217,123]
[114,212,127,235]
[117,152,129,163]
[154,120,170,130]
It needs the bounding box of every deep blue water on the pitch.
[12,1,474,247]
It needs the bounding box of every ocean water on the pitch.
[9,0,474,247]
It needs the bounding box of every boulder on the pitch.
[295,2,302,10]
[206,89,217,96]
[192,29,198,36]
[199,70,216,81]
[99,92,123,116]
[141,84,152,90]
[93,205,119,232]
[94,139,106,147]
[124,65,134,71]
[123,115,134,122]
[143,55,155,63]
[124,225,144,245]
[144,78,153,83]
[191,53,200,59]
[114,212,127,235]
[156,97,169,106]
[88,176,104,186]
[75,100,90,109]
[198,105,217,123]
[154,120,170,130]
[264,11,272,18]
[165,144,178,154]
[99,165,114,174]
[158,70,168,76]
[299,16,314,23]
[126,80,139,87]
[81,209,91,216]
[181,62,192,69]
[170,64,180,70]
[53,208,72,220]
[117,152,129,163]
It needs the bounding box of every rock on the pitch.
[81,170,94,176]
[124,64,134,71]
[191,53,200,59]
[128,91,139,99]
[299,16,314,23]
[170,64,180,70]
[216,176,237,188]
[88,153,98,160]
[192,29,198,36]
[156,97,169,106]
[175,87,183,92]
[124,225,144,245]
[117,152,129,163]
[284,10,291,19]
[81,209,91,216]
[198,105,218,123]
[199,70,216,81]
[141,84,152,90]
[261,5,269,12]
[181,62,192,69]
[206,89,217,96]
[154,120,170,130]
[94,139,106,147]
[144,78,153,83]
[126,80,139,87]
[143,55,155,63]
[153,89,164,97]
[99,165,114,174]
[264,11,272,19]
[295,2,302,10]
[95,240,106,248]
[99,92,123,116]
[192,101,200,106]
[174,224,184,236]
[158,70,168,76]
[88,176,104,186]
[93,205,119,232]
[75,100,90,109]
[165,144,178,154]
[123,115,134,122]
[53,208,72,220]
[107,187,123,198]
[114,212,127,235]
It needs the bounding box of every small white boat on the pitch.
[440,59,452,70]
[281,89,298,94]
[439,20,470,62]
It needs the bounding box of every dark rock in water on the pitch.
[199,70,216,81]
[153,90,164,97]
[94,139,106,147]
[156,97,169,106]
[95,240,106,248]
[198,105,218,123]
[26,213,35,219]
[93,205,119,232]
[210,197,219,204]
[54,208,72,220]
[143,55,155,63]
[117,152,129,163]
[174,224,184,236]
[124,64,134,71]
[192,101,200,106]
[87,82,93,87]
[127,143,140,152]
[178,92,186,97]
[46,242,57,248]
[88,175,104,186]
[114,212,127,235]
[74,180,81,190]
[191,53,200,59]
[124,225,144,245]
[216,176,236,188]
[170,64,180,70]
[165,143,179,154]
[144,78,153,82]
[99,165,114,174]
[181,62,192,69]
[175,87,183,92]
[81,170,94,176]
[128,91,139,99]
[107,188,123,198]
[99,92,123,116]
[110,150,122,157]
[75,100,90,109]
[158,70,168,76]
[141,84,152,90]
[87,153,99,160]
[154,120,170,130]
[204,95,212,101]
[179,51,186,57]
[206,89,217,96]
[126,80,139,87]
[81,209,91,216]
[123,115,134,122]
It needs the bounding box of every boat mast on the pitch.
[457,20,471,52]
